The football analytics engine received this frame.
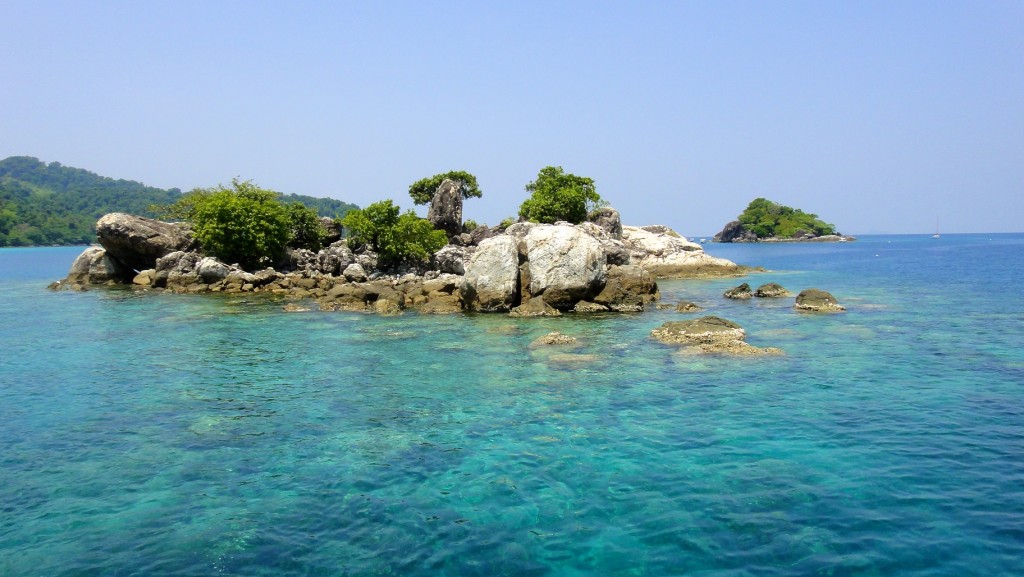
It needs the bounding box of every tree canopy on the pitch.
[340,200,447,267]
[0,156,358,247]
[0,156,181,246]
[161,179,327,269]
[408,170,482,205]
[518,166,603,224]
[737,198,838,238]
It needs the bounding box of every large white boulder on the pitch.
[460,235,520,312]
[621,225,740,278]
[524,224,606,309]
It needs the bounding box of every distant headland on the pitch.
[713,198,855,243]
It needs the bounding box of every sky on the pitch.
[2,1,1022,235]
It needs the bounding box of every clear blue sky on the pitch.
[3,1,1021,234]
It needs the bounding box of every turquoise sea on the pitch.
[1,235,1022,576]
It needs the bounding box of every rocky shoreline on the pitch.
[50,208,751,316]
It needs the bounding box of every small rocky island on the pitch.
[713,197,855,243]
[51,179,748,316]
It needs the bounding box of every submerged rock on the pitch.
[754,283,789,298]
[531,331,578,346]
[675,300,702,313]
[723,283,753,300]
[794,289,846,312]
[651,315,782,356]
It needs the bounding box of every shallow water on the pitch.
[1,236,1022,576]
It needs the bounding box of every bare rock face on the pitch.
[621,225,741,278]
[523,225,606,309]
[713,220,758,243]
[754,283,789,298]
[432,245,470,275]
[724,283,753,300]
[651,315,783,356]
[592,264,658,312]
[427,178,463,237]
[587,206,623,240]
[794,289,846,312]
[96,213,194,272]
[460,235,520,312]
[60,246,132,286]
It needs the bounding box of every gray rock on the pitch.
[469,225,496,246]
[524,224,606,309]
[724,283,753,300]
[713,220,758,243]
[461,235,520,312]
[587,206,623,240]
[320,217,342,245]
[754,283,789,298]
[794,289,846,312]
[592,264,658,312]
[675,300,702,313]
[621,225,741,278]
[64,246,132,285]
[196,257,231,284]
[343,263,368,282]
[427,178,463,237]
[316,242,356,276]
[651,316,746,345]
[509,297,561,317]
[432,245,469,275]
[96,213,193,271]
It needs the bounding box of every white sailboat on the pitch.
[932,220,940,239]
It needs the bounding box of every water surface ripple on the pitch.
[1,236,1022,576]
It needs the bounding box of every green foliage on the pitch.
[0,156,358,247]
[518,166,603,224]
[498,217,517,230]
[0,156,181,246]
[341,200,447,266]
[280,193,357,219]
[284,202,328,251]
[179,179,293,269]
[462,219,478,233]
[408,170,482,205]
[737,198,838,238]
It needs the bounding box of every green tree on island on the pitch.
[408,170,482,205]
[158,179,326,269]
[518,166,603,224]
[738,198,837,238]
[340,199,447,267]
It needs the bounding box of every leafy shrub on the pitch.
[518,166,603,224]
[408,170,482,205]
[161,179,326,269]
[341,200,447,266]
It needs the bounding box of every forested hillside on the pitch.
[0,156,357,246]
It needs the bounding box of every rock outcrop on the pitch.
[96,213,194,271]
[460,235,520,312]
[54,246,132,287]
[754,283,789,298]
[55,210,750,317]
[723,283,753,300]
[522,225,606,309]
[651,316,783,356]
[794,289,846,312]
[621,226,742,278]
[427,178,463,237]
